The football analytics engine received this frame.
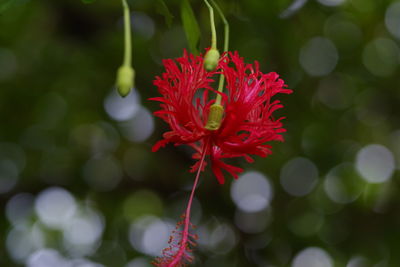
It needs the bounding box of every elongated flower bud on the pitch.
[205,104,224,130]
[203,48,220,71]
[116,65,135,97]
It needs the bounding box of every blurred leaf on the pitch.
[180,0,200,55]
[0,0,12,13]
[156,0,173,27]
[0,0,20,13]
[81,0,96,4]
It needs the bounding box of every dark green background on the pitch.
[1,0,400,266]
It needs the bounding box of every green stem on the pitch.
[214,76,225,105]
[204,0,217,49]
[210,0,229,105]
[122,0,132,67]
[211,0,229,52]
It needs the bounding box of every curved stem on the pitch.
[211,0,229,52]
[210,0,229,105]
[204,0,217,49]
[122,0,132,67]
[167,140,210,267]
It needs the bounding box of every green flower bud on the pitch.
[116,65,135,97]
[203,49,220,71]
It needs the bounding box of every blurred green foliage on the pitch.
[0,0,400,266]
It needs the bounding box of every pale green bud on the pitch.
[116,65,135,97]
[204,49,220,71]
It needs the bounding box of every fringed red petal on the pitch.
[151,49,292,184]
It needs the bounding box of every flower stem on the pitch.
[167,140,209,267]
[211,0,229,53]
[203,0,217,50]
[211,0,229,105]
[121,0,132,67]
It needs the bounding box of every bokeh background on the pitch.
[1,0,400,266]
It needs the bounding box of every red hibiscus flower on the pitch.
[151,50,292,184]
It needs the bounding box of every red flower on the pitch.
[151,50,292,184]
